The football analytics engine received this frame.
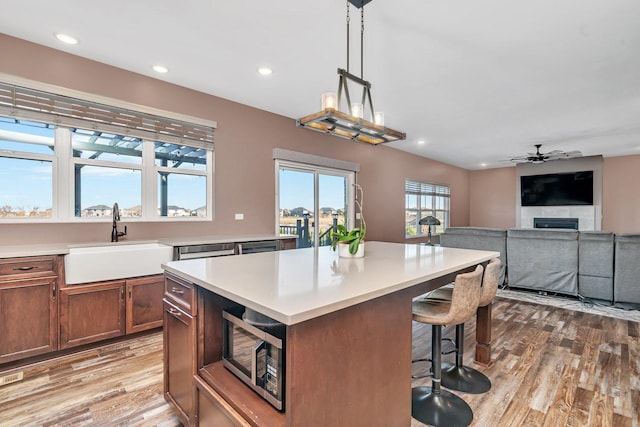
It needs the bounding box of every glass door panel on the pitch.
[318,174,347,247]
[278,168,315,248]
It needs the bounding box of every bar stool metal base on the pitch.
[441,363,492,394]
[411,386,473,427]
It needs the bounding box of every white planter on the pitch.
[338,241,365,258]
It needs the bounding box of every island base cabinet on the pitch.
[0,277,58,364]
[126,275,164,334]
[163,299,196,426]
[195,376,250,427]
[59,281,126,349]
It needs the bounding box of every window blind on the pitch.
[0,82,215,149]
[405,180,450,196]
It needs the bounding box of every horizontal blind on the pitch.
[405,180,450,196]
[0,82,214,149]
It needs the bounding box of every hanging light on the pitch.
[296,0,406,145]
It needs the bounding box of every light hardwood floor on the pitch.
[1,297,638,426]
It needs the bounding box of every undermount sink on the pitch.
[64,242,174,284]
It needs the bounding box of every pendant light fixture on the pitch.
[296,0,406,145]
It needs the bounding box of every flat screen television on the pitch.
[520,171,593,206]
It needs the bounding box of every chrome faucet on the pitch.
[111,203,127,242]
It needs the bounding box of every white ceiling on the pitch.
[2,0,640,170]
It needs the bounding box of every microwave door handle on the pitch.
[251,340,266,386]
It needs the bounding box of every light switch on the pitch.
[235,213,244,220]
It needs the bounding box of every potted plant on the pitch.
[330,183,366,257]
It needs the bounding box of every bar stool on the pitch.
[427,258,501,394]
[411,265,483,427]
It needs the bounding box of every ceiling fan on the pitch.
[507,144,582,164]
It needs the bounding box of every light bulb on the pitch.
[351,103,363,119]
[322,92,338,109]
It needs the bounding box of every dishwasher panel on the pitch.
[174,243,236,260]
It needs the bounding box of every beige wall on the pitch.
[603,154,640,233]
[0,35,470,246]
[470,155,640,234]
[469,167,517,229]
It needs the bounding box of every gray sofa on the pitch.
[507,228,579,296]
[439,227,639,308]
[440,227,507,286]
[614,234,640,309]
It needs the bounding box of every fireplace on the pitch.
[534,217,579,230]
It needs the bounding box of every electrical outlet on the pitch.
[356,213,361,220]
[235,213,244,220]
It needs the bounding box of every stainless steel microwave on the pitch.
[222,308,285,410]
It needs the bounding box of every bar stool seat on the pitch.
[411,264,484,427]
[425,258,501,394]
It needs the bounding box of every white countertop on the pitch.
[162,241,499,325]
[0,235,295,259]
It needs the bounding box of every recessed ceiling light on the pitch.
[257,67,273,76]
[152,65,169,73]
[417,139,426,145]
[480,162,488,167]
[55,33,78,45]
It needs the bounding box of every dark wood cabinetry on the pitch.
[59,280,126,349]
[163,273,197,426]
[126,275,164,334]
[59,274,165,349]
[0,276,58,364]
[0,256,60,365]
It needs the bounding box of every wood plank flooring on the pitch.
[0,297,638,426]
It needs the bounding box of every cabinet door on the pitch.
[0,277,58,364]
[126,275,164,334]
[59,280,126,349]
[164,299,196,426]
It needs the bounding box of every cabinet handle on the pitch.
[120,286,125,301]
[168,308,182,317]
[171,287,185,295]
[128,286,132,299]
[52,282,57,301]
[13,266,36,271]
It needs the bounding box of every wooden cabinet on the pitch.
[59,280,126,349]
[0,256,59,365]
[126,275,164,334]
[0,274,58,364]
[59,274,165,349]
[163,298,196,426]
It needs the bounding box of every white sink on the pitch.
[65,242,174,284]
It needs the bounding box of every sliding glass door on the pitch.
[277,161,354,248]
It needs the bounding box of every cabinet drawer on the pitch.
[165,273,197,315]
[0,256,55,279]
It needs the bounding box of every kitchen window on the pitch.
[0,80,215,223]
[405,179,450,238]
[0,117,55,219]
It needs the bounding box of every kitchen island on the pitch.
[162,241,499,426]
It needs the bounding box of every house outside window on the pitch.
[405,179,450,238]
